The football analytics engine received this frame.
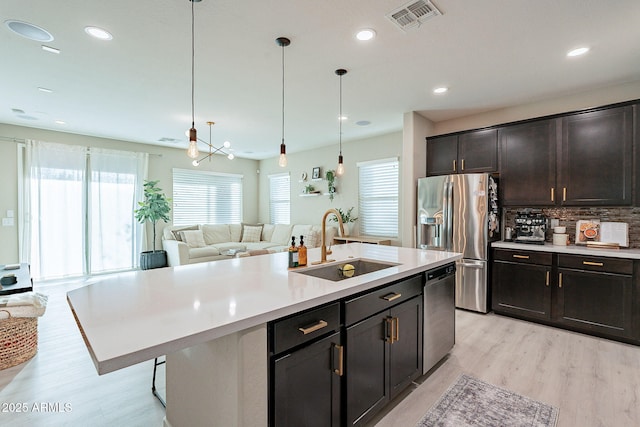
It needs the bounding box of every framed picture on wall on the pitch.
[312,167,321,180]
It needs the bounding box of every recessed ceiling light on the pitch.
[85,26,113,40]
[356,29,376,41]
[355,120,371,126]
[38,87,53,93]
[567,47,589,57]
[433,87,448,94]
[41,45,60,54]
[55,120,66,125]
[5,20,53,42]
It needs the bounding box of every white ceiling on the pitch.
[1,0,639,160]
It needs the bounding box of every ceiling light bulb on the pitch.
[41,45,60,54]
[227,153,235,160]
[38,87,53,93]
[337,156,345,176]
[567,47,589,57]
[192,160,199,167]
[339,115,348,121]
[55,120,66,125]
[356,29,376,41]
[433,87,448,94]
[84,26,113,40]
[223,141,231,148]
[279,152,287,167]
[187,140,199,159]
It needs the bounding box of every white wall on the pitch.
[258,132,403,242]
[0,123,259,263]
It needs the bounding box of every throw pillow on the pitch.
[180,230,206,248]
[240,223,264,241]
[241,225,263,243]
[302,231,319,248]
[171,225,198,241]
[201,224,231,245]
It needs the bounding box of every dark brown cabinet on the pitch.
[556,254,633,340]
[344,275,423,426]
[427,129,498,176]
[492,248,640,344]
[499,119,557,206]
[492,249,553,321]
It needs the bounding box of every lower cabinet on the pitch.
[345,296,423,426]
[492,248,638,343]
[268,274,424,426]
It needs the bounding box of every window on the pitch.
[358,158,399,237]
[21,141,148,279]
[269,173,290,224]
[172,168,243,226]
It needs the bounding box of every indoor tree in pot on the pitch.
[329,207,358,236]
[135,180,172,270]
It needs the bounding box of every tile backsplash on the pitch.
[503,207,640,248]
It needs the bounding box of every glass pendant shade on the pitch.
[336,155,345,176]
[187,138,199,159]
[278,142,287,167]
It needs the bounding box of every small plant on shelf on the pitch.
[304,184,316,194]
[325,169,336,201]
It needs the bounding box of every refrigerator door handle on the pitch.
[459,261,484,268]
[444,179,454,251]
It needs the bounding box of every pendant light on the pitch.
[335,68,347,176]
[186,0,202,159]
[276,37,290,167]
[191,121,235,166]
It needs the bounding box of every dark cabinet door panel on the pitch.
[427,135,458,176]
[346,313,389,426]
[458,128,498,173]
[499,119,557,206]
[556,269,632,338]
[559,106,633,205]
[273,332,342,427]
[492,261,552,321]
[389,296,423,399]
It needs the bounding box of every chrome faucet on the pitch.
[313,208,345,265]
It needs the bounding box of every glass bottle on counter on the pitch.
[298,235,307,267]
[288,236,299,268]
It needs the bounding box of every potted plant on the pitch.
[325,169,336,201]
[135,180,172,270]
[329,207,358,236]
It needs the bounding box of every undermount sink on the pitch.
[294,258,399,282]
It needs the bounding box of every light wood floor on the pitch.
[2,278,639,426]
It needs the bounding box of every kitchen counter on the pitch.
[67,243,461,375]
[492,241,640,259]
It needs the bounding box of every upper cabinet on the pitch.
[500,119,557,206]
[558,105,633,206]
[500,103,635,207]
[426,129,498,176]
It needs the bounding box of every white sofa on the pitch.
[162,223,338,267]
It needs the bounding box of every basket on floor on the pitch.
[0,309,38,370]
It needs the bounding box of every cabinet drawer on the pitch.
[272,302,340,354]
[493,249,552,266]
[557,254,632,275]
[344,274,423,326]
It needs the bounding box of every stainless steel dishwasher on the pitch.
[423,262,456,374]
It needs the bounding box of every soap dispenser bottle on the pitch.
[298,235,307,267]
[288,236,299,268]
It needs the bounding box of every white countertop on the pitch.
[67,244,461,375]
[492,241,640,259]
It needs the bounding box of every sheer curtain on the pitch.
[21,140,148,280]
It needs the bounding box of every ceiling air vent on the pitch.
[386,0,442,32]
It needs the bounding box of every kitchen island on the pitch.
[67,243,461,426]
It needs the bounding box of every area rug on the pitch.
[416,374,558,427]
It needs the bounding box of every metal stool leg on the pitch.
[152,357,166,407]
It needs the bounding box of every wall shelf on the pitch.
[299,193,321,197]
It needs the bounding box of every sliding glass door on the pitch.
[23,141,147,280]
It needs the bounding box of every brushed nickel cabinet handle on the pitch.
[551,187,555,202]
[453,159,457,172]
[332,344,344,376]
[545,271,550,286]
[583,261,604,267]
[461,159,465,171]
[513,254,530,259]
[298,320,328,335]
[381,292,402,302]
[559,272,563,288]
[563,187,567,202]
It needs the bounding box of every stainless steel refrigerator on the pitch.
[417,173,499,313]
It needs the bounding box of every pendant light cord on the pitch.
[191,0,195,129]
[281,43,285,144]
[339,73,342,156]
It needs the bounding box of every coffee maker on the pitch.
[514,210,547,244]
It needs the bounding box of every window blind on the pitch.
[172,168,243,226]
[358,158,399,237]
[269,173,290,224]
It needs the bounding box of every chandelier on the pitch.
[191,121,234,167]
